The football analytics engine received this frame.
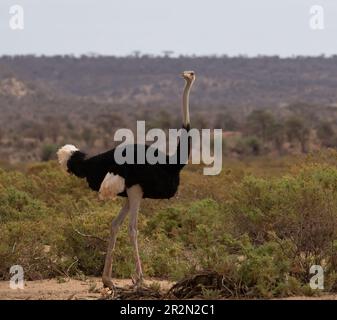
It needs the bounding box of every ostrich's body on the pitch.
[57,71,195,289]
[67,140,189,199]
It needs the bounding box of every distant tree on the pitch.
[246,110,275,142]
[66,120,74,130]
[214,112,239,131]
[193,113,209,129]
[317,121,336,148]
[45,120,60,143]
[95,113,125,132]
[41,144,58,161]
[285,117,310,153]
[271,121,285,155]
[82,127,93,146]
[162,50,174,58]
[234,136,262,156]
[245,136,262,156]
[132,51,141,58]
[145,110,173,129]
[155,110,173,129]
[21,121,45,141]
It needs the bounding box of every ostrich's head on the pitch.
[181,70,196,83]
[56,144,79,171]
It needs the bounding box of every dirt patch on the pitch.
[280,295,337,300]
[0,277,174,300]
[1,277,337,300]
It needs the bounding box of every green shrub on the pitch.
[1,153,337,298]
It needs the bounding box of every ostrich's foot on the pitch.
[131,273,144,289]
[102,276,117,291]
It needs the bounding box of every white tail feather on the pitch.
[56,144,79,171]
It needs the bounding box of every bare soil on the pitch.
[1,278,336,300]
[0,277,173,300]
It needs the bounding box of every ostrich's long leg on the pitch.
[127,185,144,285]
[102,199,129,289]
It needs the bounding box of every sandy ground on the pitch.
[1,277,337,300]
[281,295,337,300]
[0,277,174,300]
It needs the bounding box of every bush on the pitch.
[40,144,58,161]
[1,152,337,298]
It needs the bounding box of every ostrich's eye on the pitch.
[190,72,194,76]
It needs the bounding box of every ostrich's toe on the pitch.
[102,276,116,290]
[131,274,144,289]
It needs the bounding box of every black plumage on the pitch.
[66,125,191,199]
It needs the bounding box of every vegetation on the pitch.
[2,55,337,298]
[1,150,337,298]
[2,56,337,162]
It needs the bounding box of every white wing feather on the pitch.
[99,173,125,200]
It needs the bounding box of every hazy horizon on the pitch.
[1,0,337,57]
[1,53,337,59]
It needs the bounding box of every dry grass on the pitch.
[2,150,337,298]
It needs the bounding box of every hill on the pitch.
[2,55,337,162]
[2,55,337,108]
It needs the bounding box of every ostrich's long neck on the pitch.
[182,80,193,129]
[170,80,193,172]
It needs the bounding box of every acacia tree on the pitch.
[285,117,310,153]
[317,121,336,148]
[271,121,285,155]
[41,144,58,161]
[246,110,275,143]
[214,112,239,131]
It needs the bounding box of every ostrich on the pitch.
[57,71,195,289]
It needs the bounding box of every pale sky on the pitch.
[0,0,337,57]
